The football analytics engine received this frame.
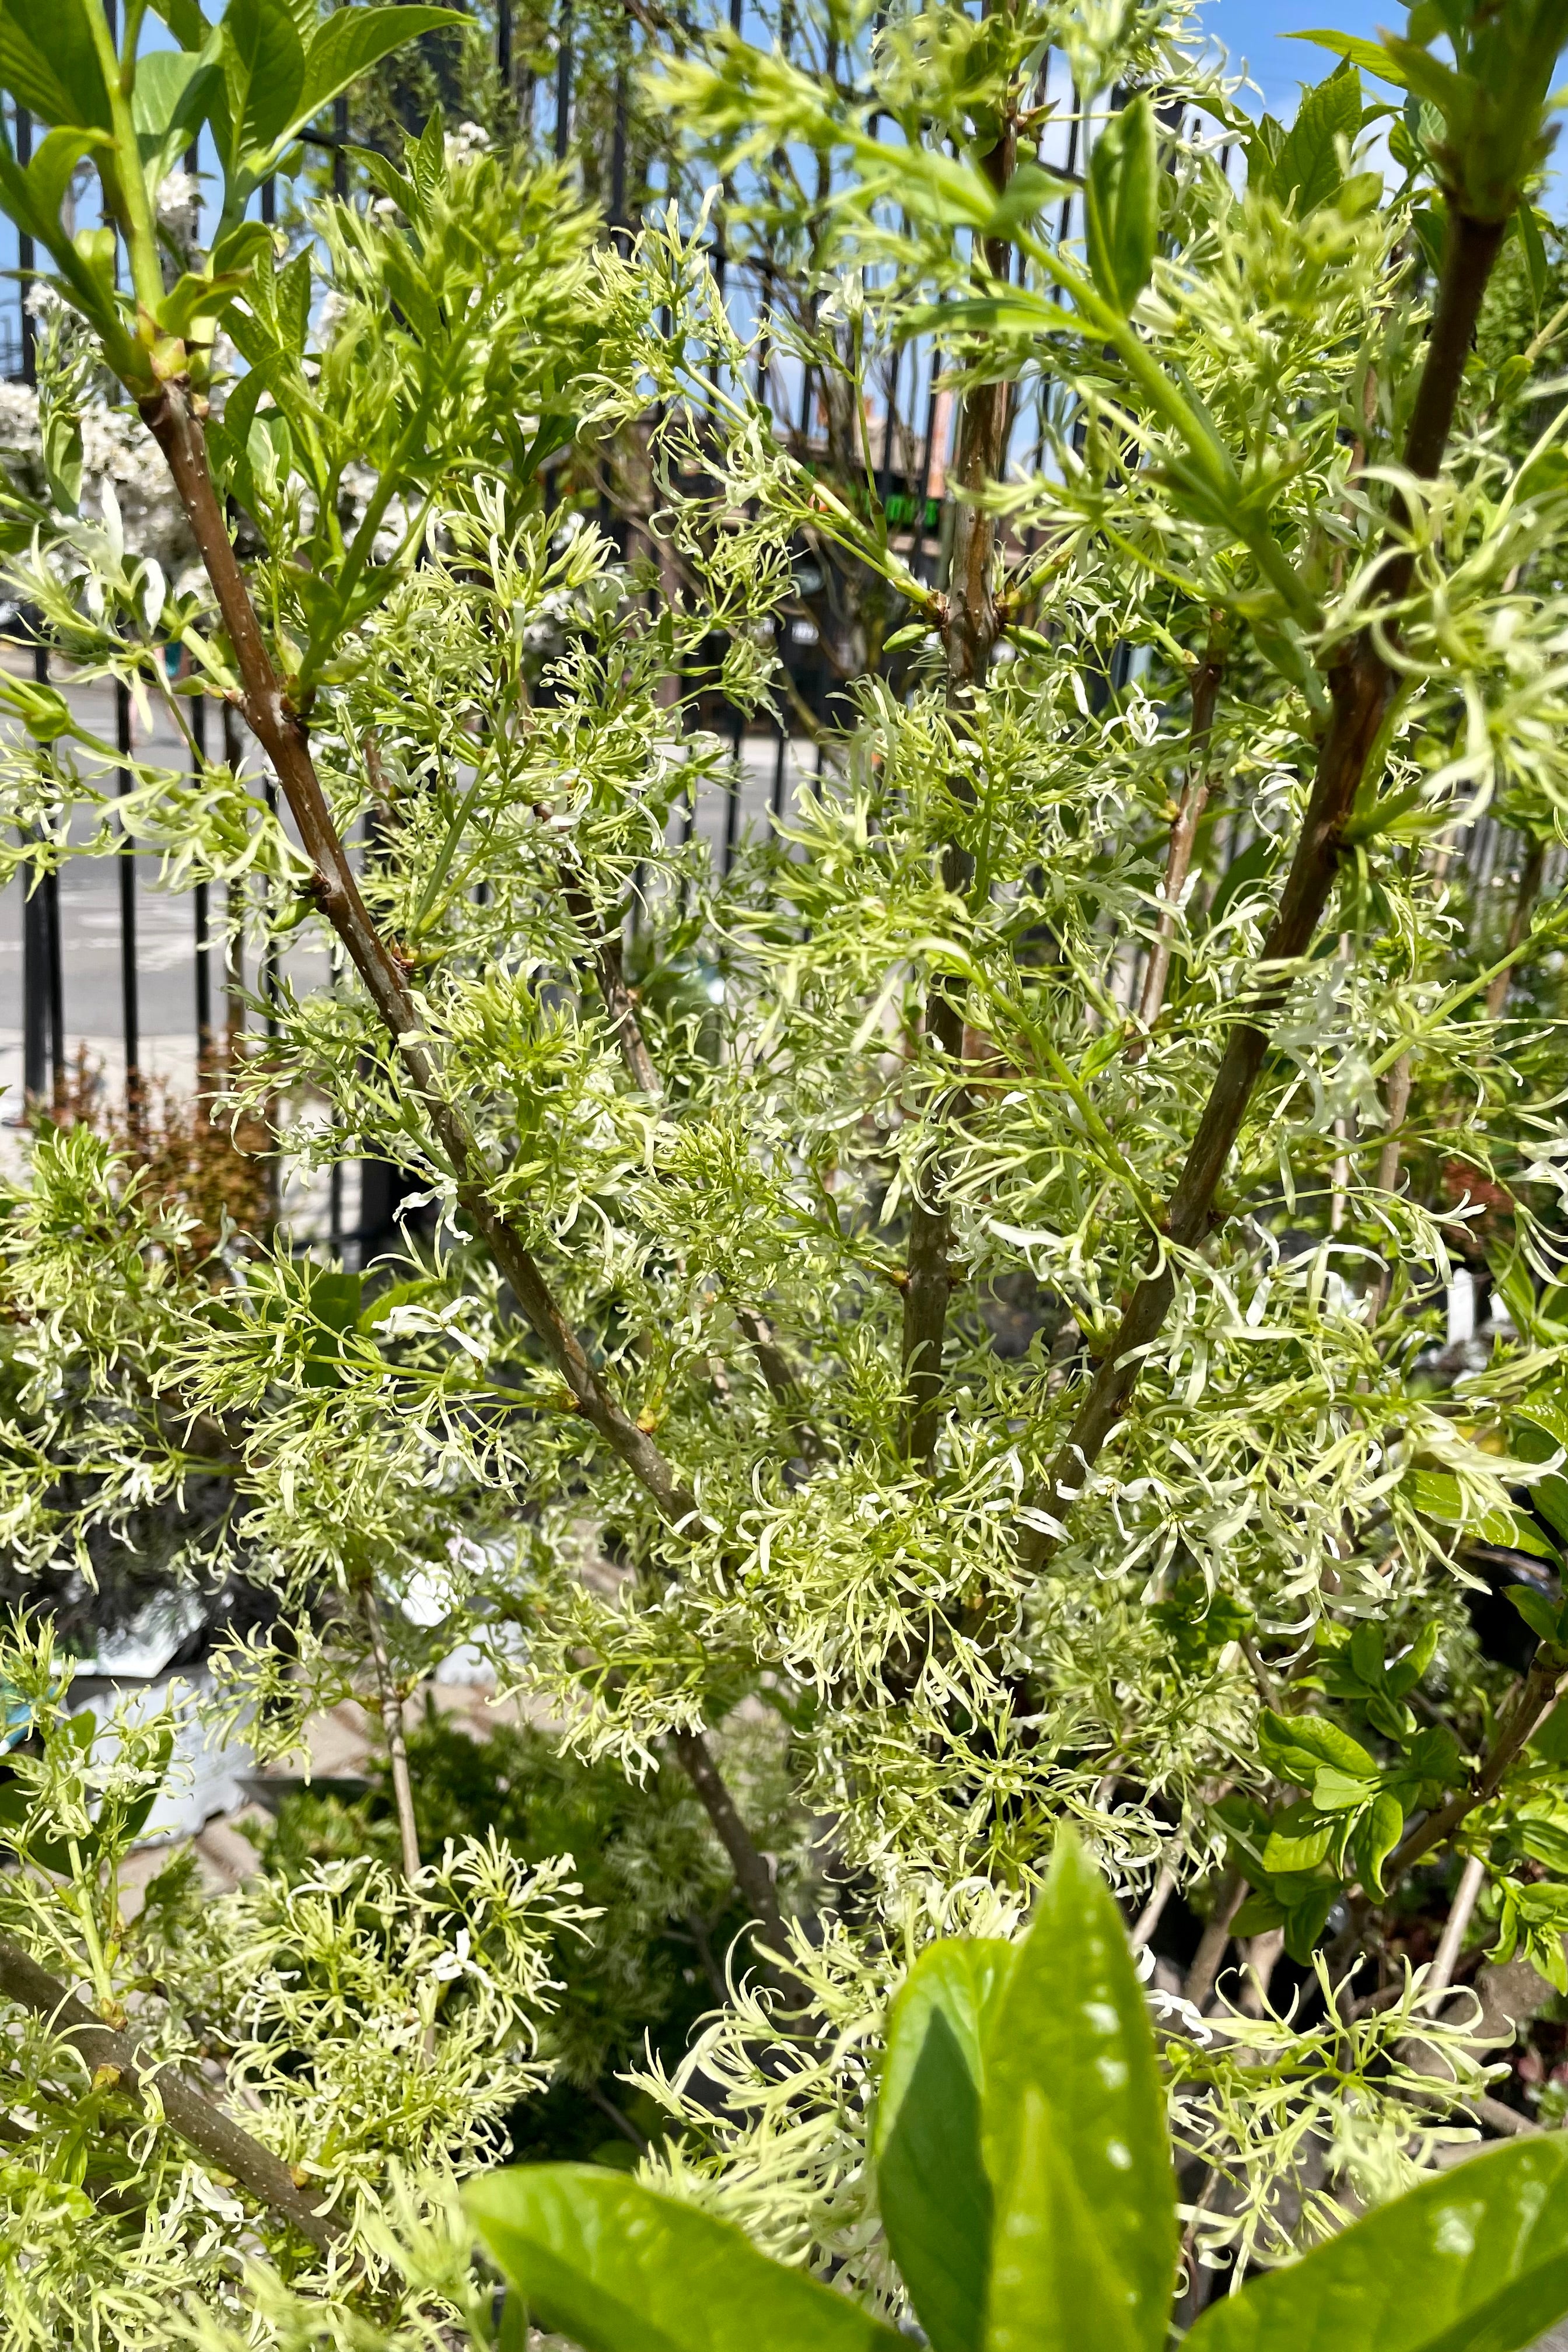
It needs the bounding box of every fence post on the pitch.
[20,858,48,1104]
[191,691,212,1059]
[220,702,247,1048]
[114,678,140,1122]
[555,3,573,161]
[16,105,34,386]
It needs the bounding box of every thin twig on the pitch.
[0,1934,339,2250]
[1019,205,1509,1572]
[582,2078,651,2154]
[1427,1854,1487,2002]
[1239,1927,1284,2018]
[136,377,790,1945]
[362,1584,421,1882]
[1485,838,1546,1020]
[1129,615,1226,1058]
[142,380,696,1529]
[1388,1654,1564,1880]
[1132,1863,1177,1949]
[1183,1872,1247,2011]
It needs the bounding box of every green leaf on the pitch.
[346,140,415,212]
[466,2165,904,2352]
[297,5,464,128]
[874,1937,1016,2352]
[1406,1466,1564,1558]
[1365,1690,1416,1743]
[1261,1809,1334,1874]
[1085,92,1158,317]
[1231,1889,1287,1939]
[1265,59,1360,216]
[209,219,274,279]
[1386,1621,1440,1699]
[903,291,1082,346]
[222,0,305,162]
[1185,2137,1568,2352]
[149,0,214,52]
[1349,1622,1384,1688]
[1280,1882,1339,1964]
[1311,1763,1377,1813]
[1350,1790,1404,1897]
[1258,1709,1377,1785]
[133,46,222,195]
[1518,201,1550,321]
[981,1832,1175,2352]
[1289,30,1405,87]
[1508,1587,1563,1647]
[989,2085,1148,2352]
[27,125,113,228]
[43,407,83,513]
[0,0,111,130]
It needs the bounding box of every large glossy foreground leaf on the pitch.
[1188,2138,1568,2352]
[980,1833,1178,2352]
[873,1936,1016,2352]
[870,1833,1177,2352]
[466,2165,904,2352]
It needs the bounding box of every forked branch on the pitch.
[0,1933,340,2252]
[1021,208,1508,1569]
[139,377,784,1976]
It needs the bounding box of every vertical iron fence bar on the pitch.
[880,341,902,515]
[20,856,47,1103]
[192,691,212,1057]
[497,0,512,105]
[263,778,280,1043]
[16,106,34,386]
[610,64,628,241]
[11,104,41,1104]
[555,3,573,162]
[115,677,140,1114]
[262,768,281,1224]
[723,718,743,873]
[334,94,349,198]
[38,642,62,1102]
[221,702,246,1046]
[43,873,62,1104]
[19,635,53,1102]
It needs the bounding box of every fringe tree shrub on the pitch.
[3,0,1568,2336]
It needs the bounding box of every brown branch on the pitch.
[139,381,696,1532]
[901,120,1015,1468]
[1130,616,1226,1058]
[1020,207,1508,1568]
[1485,836,1546,1020]
[666,1726,786,1958]
[1376,1052,1413,1196]
[0,1933,338,2252]
[140,381,798,1996]
[362,1584,422,1882]
[1387,1650,1564,1881]
[1426,1852,1486,2000]
[558,859,664,1101]
[1182,1871,1247,2012]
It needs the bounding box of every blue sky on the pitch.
[1196,0,1389,113]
